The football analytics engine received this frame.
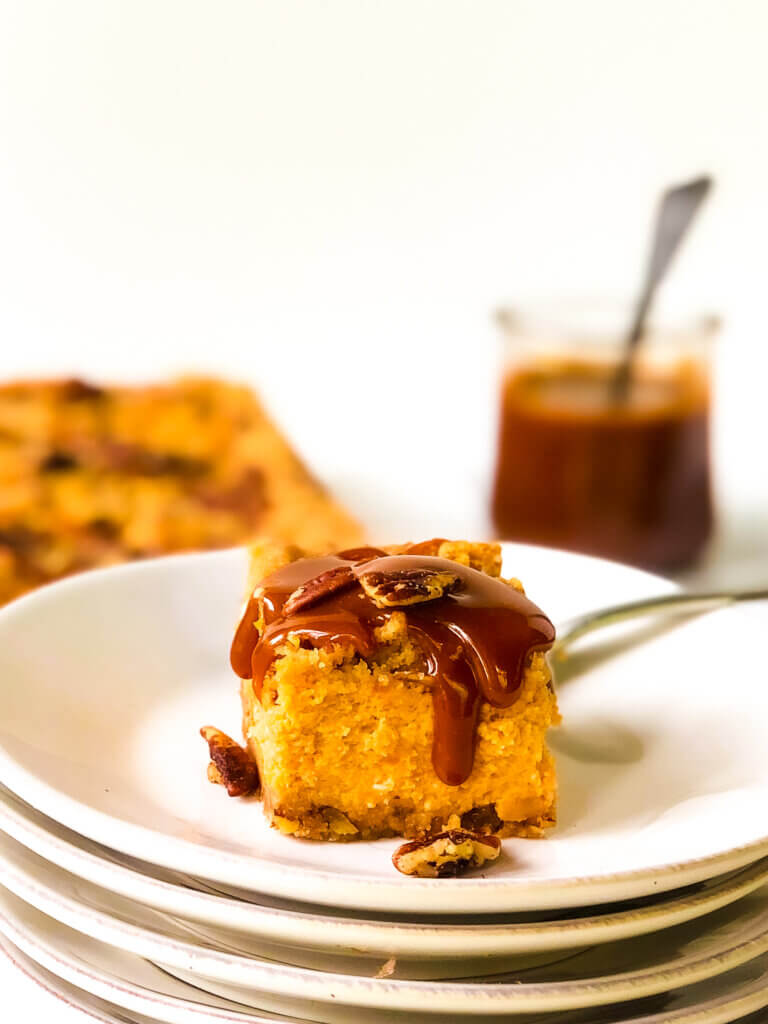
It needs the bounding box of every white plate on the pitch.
[0,917,317,1024]
[2,784,768,960]
[6,905,768,1024]
[4,830,768,1016]
[1,544,767,914]
[1,936,179,1024]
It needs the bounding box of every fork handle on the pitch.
[552,588,768,659]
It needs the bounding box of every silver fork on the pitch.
[552,588,768,660]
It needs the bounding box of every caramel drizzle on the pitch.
[230,547,554,786]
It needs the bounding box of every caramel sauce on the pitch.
[491,359,713,570]
[230,549,554,786]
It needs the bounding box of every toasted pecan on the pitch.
[200,725,259,797]
[358,565,461,608]
[283,564,357,616]
[392,828,501,878]
[460,803,504,834]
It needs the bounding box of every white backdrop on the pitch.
[0,0,766,580]
[0,5,766,1014]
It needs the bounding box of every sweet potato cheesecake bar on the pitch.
[0,376,361,605]
[227,538,559,841]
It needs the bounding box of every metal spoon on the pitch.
[611,175,712,401]
[553,587,768,661]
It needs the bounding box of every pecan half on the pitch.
[321,806,360,837]
[283,565,357,615]
[200,726,259,797]
[392,829,501,878]
[359,565,461,608]
[460,803,504,834]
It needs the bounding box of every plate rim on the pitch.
[4,812,768,1013]
[2,784,768,959]
[0,929,291,1024]
[7,928,768,1024]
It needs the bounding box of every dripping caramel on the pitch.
[231,550,554,786]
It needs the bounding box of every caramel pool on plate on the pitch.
[491,358,713,571]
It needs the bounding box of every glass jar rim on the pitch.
[495,297,720,344]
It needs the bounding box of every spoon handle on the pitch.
[553,587,768,659]
[612,175,712,401]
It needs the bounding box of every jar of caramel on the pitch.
[490,303,718,572]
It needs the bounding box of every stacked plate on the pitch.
[0,544,767,1023]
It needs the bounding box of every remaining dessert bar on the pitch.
[0,376,361,605]
[229,538,559,841]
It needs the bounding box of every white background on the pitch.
[0,3,767,1015]
[1,1,767,581]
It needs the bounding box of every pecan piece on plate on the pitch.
[200,726,259,797]
[392,828,501,878]
[358,565,461,608]
[283,565,357,616]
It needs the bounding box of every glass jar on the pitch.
[490,301,719,572]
